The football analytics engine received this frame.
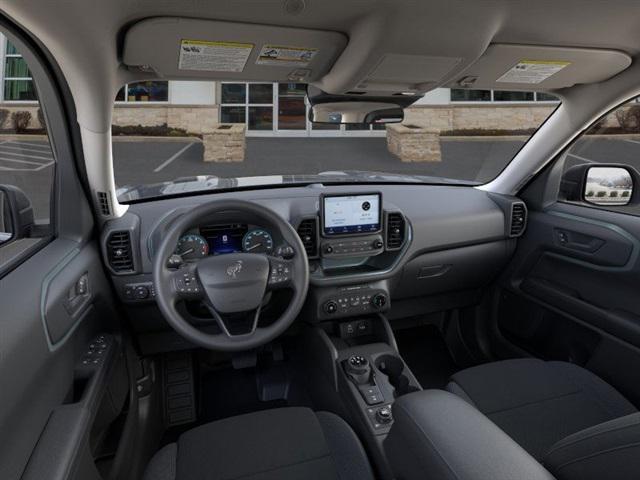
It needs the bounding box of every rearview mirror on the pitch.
[584,166,633,206]
[306,85,421,125]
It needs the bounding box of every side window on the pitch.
[0,34,55,260]
[560,98,640,215]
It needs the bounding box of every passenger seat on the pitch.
[447,359,640,479]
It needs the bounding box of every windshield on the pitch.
[112,82,559,202]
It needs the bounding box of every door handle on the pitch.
[554,229,605,253]
[64,272,91,317]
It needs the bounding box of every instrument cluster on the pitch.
[174,223,274,260]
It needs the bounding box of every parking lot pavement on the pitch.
[0,139,54,221]
[112,137,527,189]
[5,136,640,220]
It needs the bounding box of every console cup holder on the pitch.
[375,354,420,397]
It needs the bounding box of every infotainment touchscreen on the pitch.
[322,193,382,236]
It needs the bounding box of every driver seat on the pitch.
[143,407,375,480]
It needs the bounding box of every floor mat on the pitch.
[199,367,288,424]
[395,325,459,389]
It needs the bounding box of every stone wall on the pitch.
[403,104,556,132]
[112,105,219,134]
[387,124,441,162]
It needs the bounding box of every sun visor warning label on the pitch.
[178,40,253,72]
[256,45,318,67]
[497,60,570,84]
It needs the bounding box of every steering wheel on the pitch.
[153,199,309,351]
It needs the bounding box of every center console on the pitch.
[300,313,422,479]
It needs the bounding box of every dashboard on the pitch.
[100,184,527,353]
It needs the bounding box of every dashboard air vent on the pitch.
[96,191,111,216]
[297,218,318,258]
[386,212,406,250]
[106,231,134,272]
[509,202,527,237]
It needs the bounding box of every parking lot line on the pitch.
[153,142,195,172]
[6,140,51,149]
[567,153,597,163]
[0,144,52,156]
[623,138,640,145]
[0,156,46,166]
[0,150,52,161]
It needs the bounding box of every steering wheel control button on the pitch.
[174,271,201,296]
[268,259,292,286]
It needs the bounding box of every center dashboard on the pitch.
[100,184,526,351]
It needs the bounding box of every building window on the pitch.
[451,89,491,102]
[220,82,274,131]
[493,90,534,102]
[450,89,557,103]
[3,41,36,101]
[115,81,169,102]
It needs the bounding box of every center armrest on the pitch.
[384,389,556,480]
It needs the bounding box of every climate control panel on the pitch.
[320,234,385,258]
[319,284,389,319]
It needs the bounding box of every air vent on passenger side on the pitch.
[509,202,528,237]
[297,218,318,258]
[386,212,406,250]
[106,231,134,272]
[97,191,111,216]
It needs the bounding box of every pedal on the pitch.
[163,352,196,427]
[256,362,290,402]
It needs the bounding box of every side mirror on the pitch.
[560,164,636,207]
[584,166,633,206]
[0,185,34,245]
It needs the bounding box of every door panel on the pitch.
[0,239,121,478]
[0,24,129,480]
[497,201,640,405]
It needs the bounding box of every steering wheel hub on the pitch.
[196,253,269,313]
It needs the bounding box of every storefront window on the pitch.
[115,81,169,102]
[451,89,491,102]
[451,89,557,103]
[493,90,534,102]
[248,83,273,104]
[278,83,306,130]
[221,83,246,104]
[3,41,36,101]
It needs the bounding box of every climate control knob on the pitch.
[371,293,387,310]
[324,301,338,314]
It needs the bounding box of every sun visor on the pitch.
[447,44,631,91]
[122,17,347,83]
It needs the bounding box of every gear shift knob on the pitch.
[345,355,371,385]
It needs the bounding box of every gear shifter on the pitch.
[345,355,372,385]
